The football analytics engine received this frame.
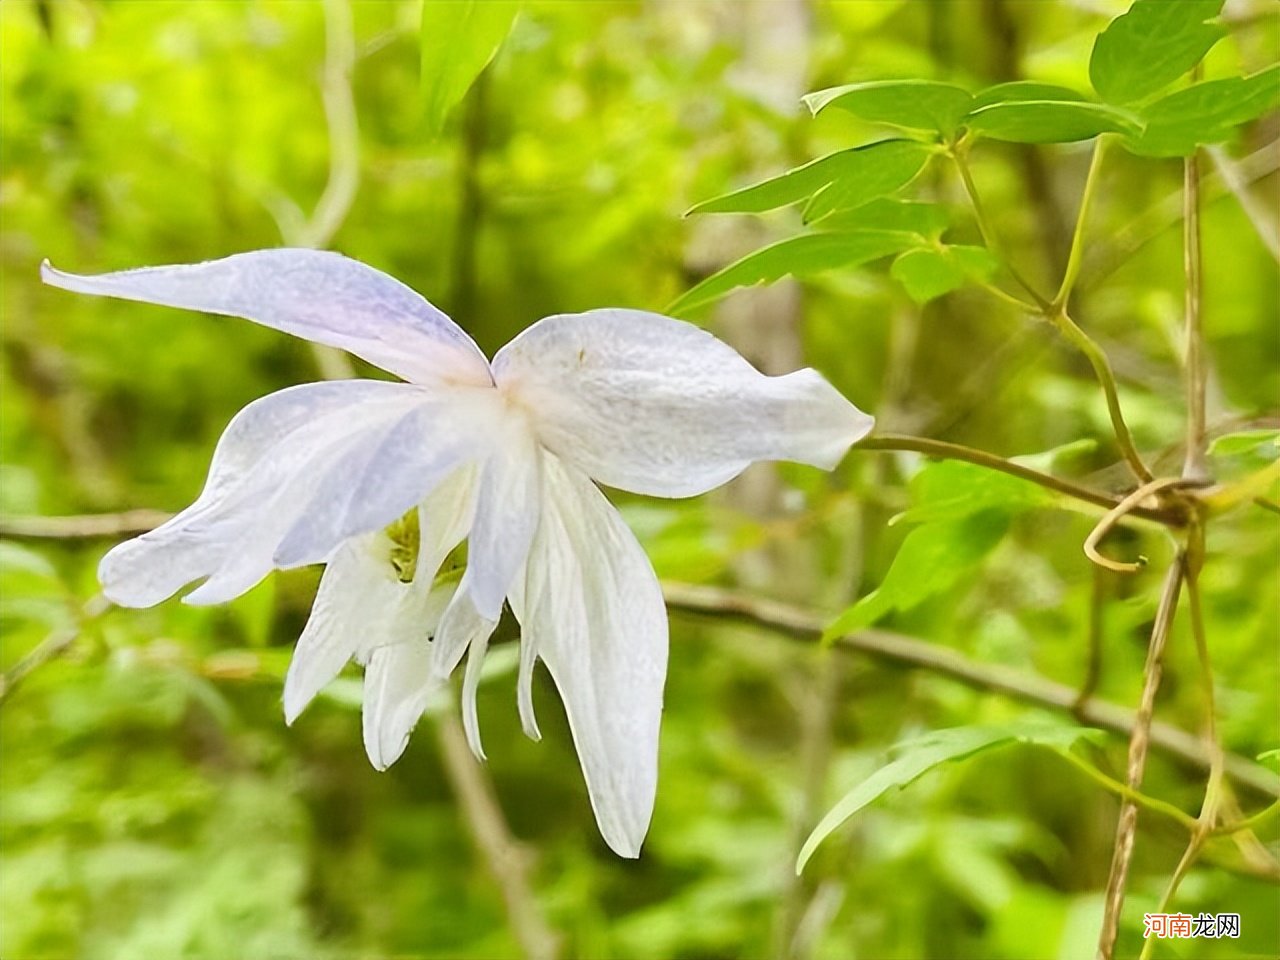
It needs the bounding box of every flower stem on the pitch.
[1047,308,1154,483]
[855,433,1177,523]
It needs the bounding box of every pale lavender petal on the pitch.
[493,308,874,497]
[516,452,668,858]
[42,250,493,387]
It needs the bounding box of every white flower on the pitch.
[42,249,873,856]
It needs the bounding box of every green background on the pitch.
[2,2,1277,958]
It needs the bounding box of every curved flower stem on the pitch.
[1097,553,1186,960]
[1048,308,1154,484]
[1054,137,1108,309]
[856,434,1179,524]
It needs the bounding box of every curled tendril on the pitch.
[1084,477,1199,574]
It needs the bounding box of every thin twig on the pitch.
[952,146,1052,310]
[1182,148,1209,481]
[660,581,1278,800]
[0,510,172,540]
[1207,145,1280,264]
[0,594,111,705]
[436,713,560,960]
[1097,554,1186,960]
[857,434,1178,524]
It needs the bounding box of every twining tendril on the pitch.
[1084,477,1198,573]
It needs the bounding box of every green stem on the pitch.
[1054,137,1108,309]
[856,434,1176,523]
[952,147,1052,311]
[1057,749,1197,832]
[1048,309,1154,483]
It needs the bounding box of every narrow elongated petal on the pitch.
[282,467,476,724]
[466,428,542,621]
[100,381,486,608]
[516,453,668,858]
[492,309,874,497]
[42,250,493,387]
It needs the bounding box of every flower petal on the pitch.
[99,380,484,608]
[42,250,492,387]
[282,468,476,725]
[458,420,542,621]
[492,308,874,497]
[516,452,668,858]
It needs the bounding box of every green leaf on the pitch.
[1209,428,1280,458]
[421,0,519,135]
[1089,0,1225,105]
[803,80,973,136]
[966,100,1141,144]
[802,141,934,222]
[819,199,950,237]
[687,140,932,217]
[823,510,1009,639]
[669,230,917,313]
[894,459,1053,526]
[890,245,998,303]
[970,81,1086,111]
[1125,66,1280,157]
[797,724,1105,872]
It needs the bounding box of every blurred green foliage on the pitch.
[2,1,1277,958]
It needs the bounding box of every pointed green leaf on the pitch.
[890,245,998,303]
[1209,429,1280,458]
[669,230,918,314]
[421,0,519,135]
[894,459,1054,526]
[797,724,1105,872]
[967,100,1141,143]
[1089,0,1225,105]
[820,199,950,237]
[970,81,1086,111]
[823,510,1009,640]
[1125,66,1280,157]
[688,140,932,216]
[801,141,934,222]
[804,80,973,136]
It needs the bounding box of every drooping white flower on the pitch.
[42,249,873,856]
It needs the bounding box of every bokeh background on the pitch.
[1,1,1277,958]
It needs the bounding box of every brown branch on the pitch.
[1182,149,1209,481]
[660,581,1279,800]
[0,509,173,540]
[1097,555,1186,960]
[856,435,1179,524]
[436,713,561,960]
